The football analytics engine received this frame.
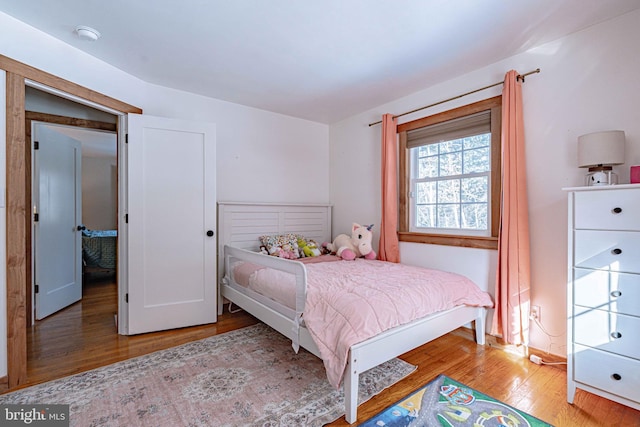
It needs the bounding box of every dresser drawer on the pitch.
[574,268,640,317]
[574,307,640,359]
[574,230,640,274]
[574,189,640,230]
[574,344,640,403]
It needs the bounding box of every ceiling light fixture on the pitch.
[75,25,101,42]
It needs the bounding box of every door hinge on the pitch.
[35,285,39,294]
[125,214,128,223]
[34,141,39,150]
[34,213,39,222]
[125,134,128,143]
[125,293,129,303]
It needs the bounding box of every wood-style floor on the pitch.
[14,276,640,426]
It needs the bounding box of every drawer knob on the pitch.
[611,373,622,381]
[612,207,622,214]
[611,248,622,255]
[611,331,622,339]
[611,290,622,298]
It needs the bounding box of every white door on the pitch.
[126,114,217,334]
[33,123,83,320]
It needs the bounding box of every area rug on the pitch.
[0,323,416,426]
[359,374,553,427]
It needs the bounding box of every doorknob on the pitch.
[206,230,214,237]
[77,225,86,231]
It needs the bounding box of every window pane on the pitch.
[464,146,490,173]
[461,177,488,202]
[439,139,462,154]
[416,204,436,227]
[418,144,439,156]
[437,179,460,203]
[416,181,436,204]
[438,204,460,228]
[440,152,462,176]
[417,155,438,178]
[461,203,488,230]
[463,134,490,149]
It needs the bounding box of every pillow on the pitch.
[259,234,302,259]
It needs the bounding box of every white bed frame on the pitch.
[217,202,487,424]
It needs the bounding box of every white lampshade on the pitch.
[577,130,625,168]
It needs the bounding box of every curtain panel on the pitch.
[379,113,400,263]
[491,70,532,345]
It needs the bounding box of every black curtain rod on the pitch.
[368,68,541,127]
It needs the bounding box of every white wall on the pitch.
[0,12,330,378]
[82,156,117,230]
[329,9,640,356]
[141,84,329,204]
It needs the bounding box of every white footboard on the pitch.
[342,305,486,423]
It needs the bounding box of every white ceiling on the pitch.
[2,0,639,124]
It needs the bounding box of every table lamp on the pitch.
[577,130,625,186]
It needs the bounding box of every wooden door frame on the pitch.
[1,54,142,390]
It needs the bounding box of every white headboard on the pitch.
[217,202,332,280]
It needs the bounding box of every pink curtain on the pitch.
[378,113,400,263]
[491,70,531,345]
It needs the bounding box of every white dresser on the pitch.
[566,184,640,410]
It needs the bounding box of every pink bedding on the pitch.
[303,259,493,388]
[232,255,339,308]
[233,257,493,389]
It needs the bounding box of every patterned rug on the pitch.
[359,374,553,427]
[0,323,416,426]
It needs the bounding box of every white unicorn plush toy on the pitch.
[325,223,376,261]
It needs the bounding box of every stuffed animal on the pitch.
[325,223,376,261]
[303,240,322,257]
[278,243,297,259]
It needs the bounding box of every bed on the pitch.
[217,202,492,424]
[82,229,117,274]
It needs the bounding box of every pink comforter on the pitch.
[302,259,493,389]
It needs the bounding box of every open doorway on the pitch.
[5,57,219,389]
[25,86,119,371]
[3,58,142,389]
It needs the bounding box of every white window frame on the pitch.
[408,133,492,237]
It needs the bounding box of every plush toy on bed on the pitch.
[325,223,376,261]
[298,237,322,258]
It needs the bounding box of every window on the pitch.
[398,96,501,249]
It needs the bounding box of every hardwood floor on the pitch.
[14,277,640,426]
[24,275,258,388]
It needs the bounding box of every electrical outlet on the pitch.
[530,305,540,321]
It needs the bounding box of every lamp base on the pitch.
[586,166,618,186]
